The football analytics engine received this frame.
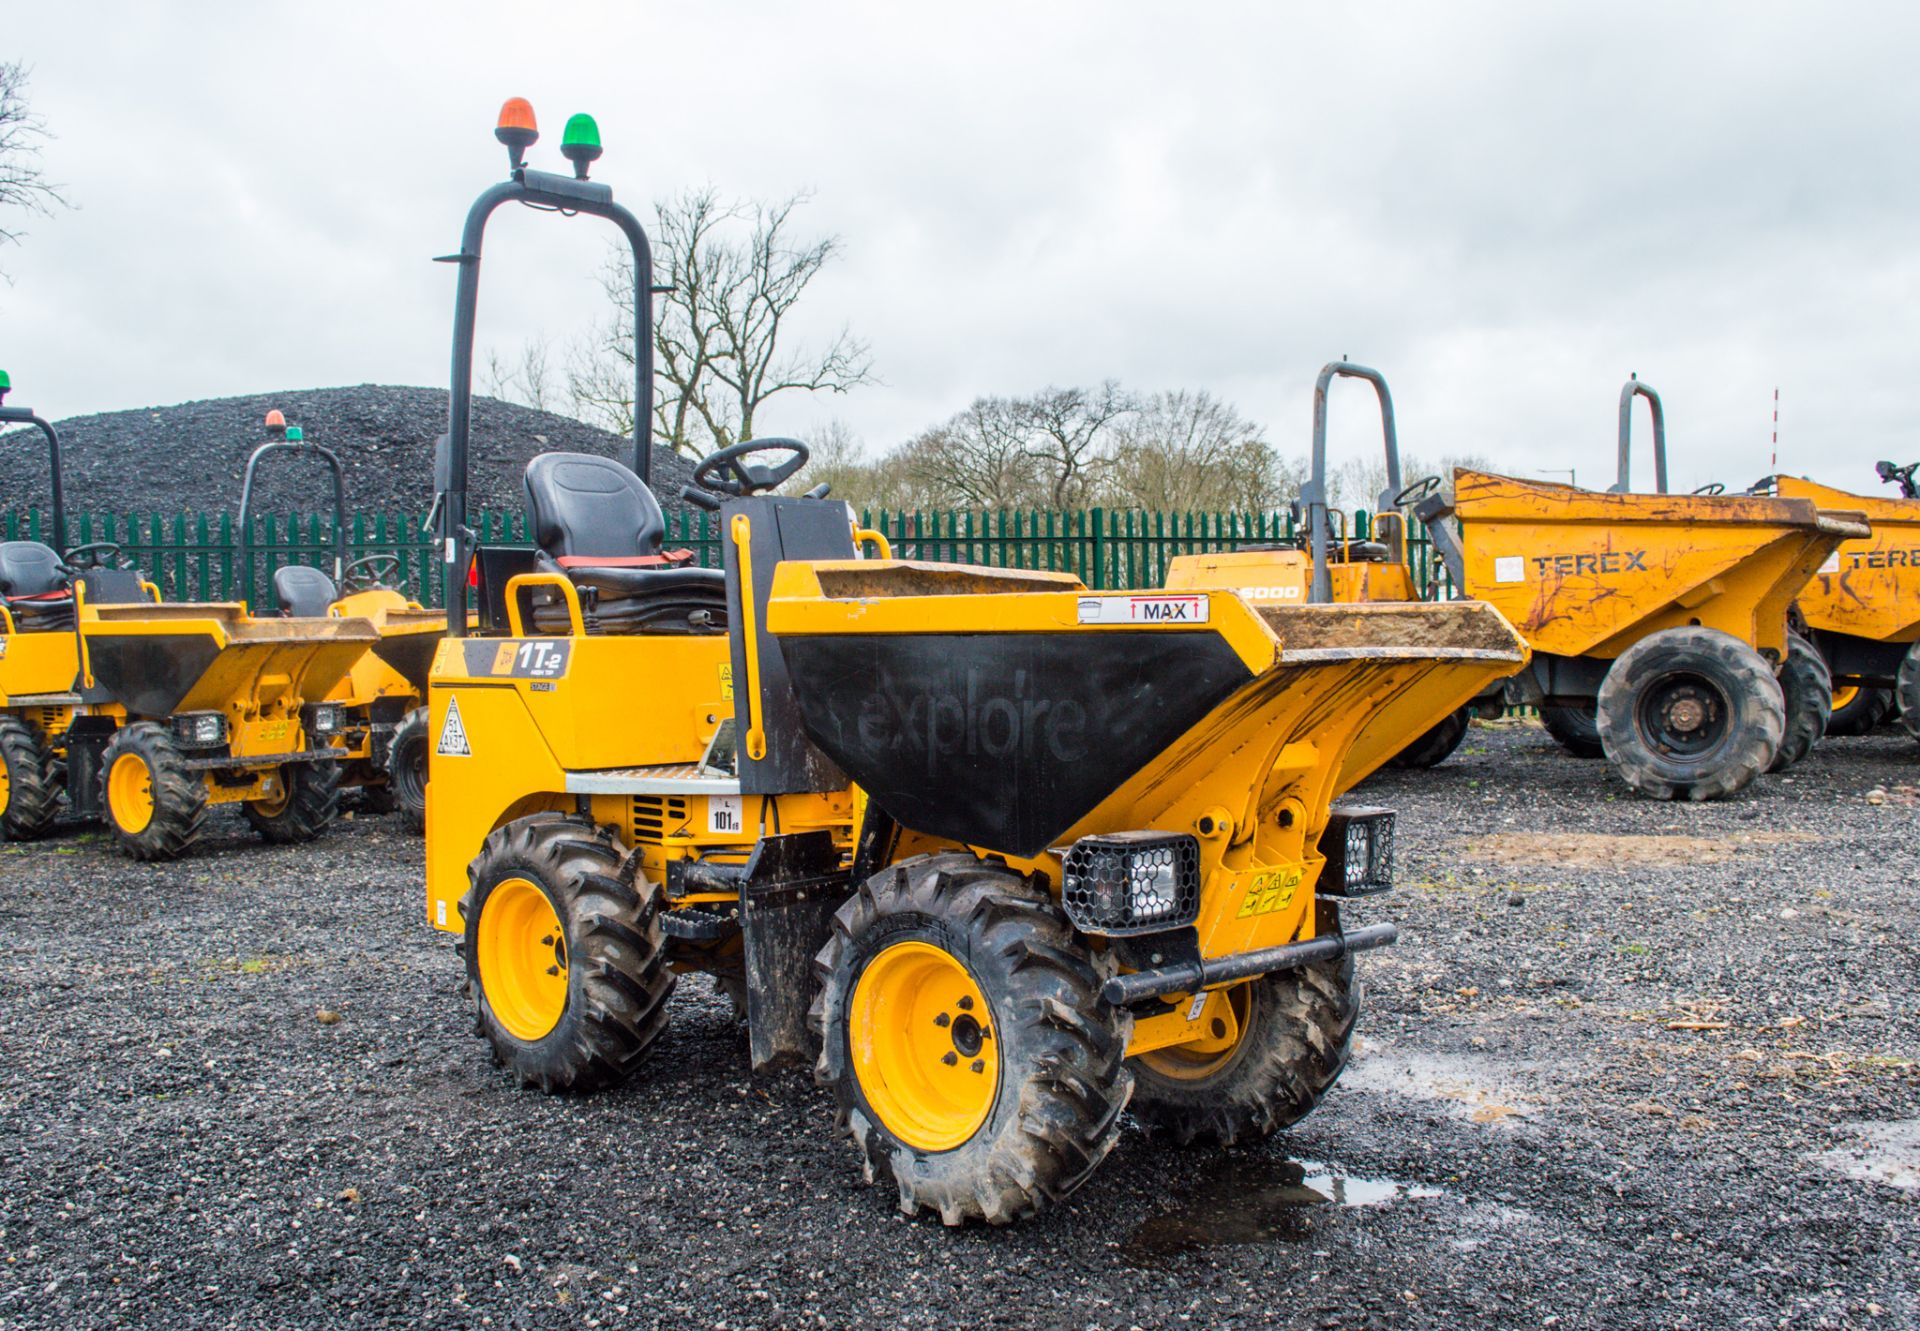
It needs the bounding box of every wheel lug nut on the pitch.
[970,1059,985,1074]
[541,935,554,947]
[956,996,974,1011]
[546,965,560,976]
[934,1012,950,1027]
[941,1052,957,1066]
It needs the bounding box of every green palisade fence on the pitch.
[3,506,1446,609]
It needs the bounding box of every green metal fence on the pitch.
[3,505,1445,609]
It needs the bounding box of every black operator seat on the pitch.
[0,540,75,632]
[521,452,728,634]
[273,564,339,618]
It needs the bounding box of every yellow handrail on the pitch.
[731,514,767,761]
[502,572,585,638]
[853,526,892,560]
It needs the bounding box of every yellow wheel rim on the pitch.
[251,775,289,819]
[1831,684,1861,714]
[849,940,1000,1152]
[1138,985,1250,1082]
[107,751,155,835]
[477,876,569,1042]
[0,753,10,819]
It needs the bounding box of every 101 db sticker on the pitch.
[1076,594,1208,625]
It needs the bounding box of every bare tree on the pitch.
[1105,389,1289,511]
[575,187,876,454]
[482,336,558,412]
[898,397,1046,508]
[1022,382,1137,507]
[0,63,71,278]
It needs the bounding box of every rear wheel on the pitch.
[243,759,341,844]
[1596,627,1784,801]
[1827,683,1893,737]
[1768,634,1831,772]
[1131,903,1359,1145]
[0,715,61,840]
[1898,643,1920,745]
[1539,701,1604,758]
[101,723,207,861]
[461,814,673,1093]
[1387,706,1471,769]
[813,854,1133,1226]
[387,707,430,831]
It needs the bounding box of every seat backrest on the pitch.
[0,541,69,599]
[524,453,665,560]
[273,564,339,618]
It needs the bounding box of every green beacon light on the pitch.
[0,369,11,404]
[560,113,602,179]
[285,426,304,442]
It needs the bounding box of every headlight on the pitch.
[304,704,344,736]
[1061,832,1200,935]
[172,712,226,747]
[1318,806,1394,896]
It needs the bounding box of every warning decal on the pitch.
[437,695,472,757]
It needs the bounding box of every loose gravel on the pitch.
[0,723,1915,1329]
[0,386,698,521]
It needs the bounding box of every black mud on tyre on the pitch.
[1540,701,1604,758]
[812,853,1133,1226]
[0,714,61,840]
[101,722,208,861]
[1596,626,1784,801]
[1827,684,1893,738]
[1130,901,1359,1145]
[1387,706,1471,769]
[243,758,342,845]
[461,814,673,1093]
[387,706,430,831]
[1768,634,1831,772]
[1899,642,1920,746]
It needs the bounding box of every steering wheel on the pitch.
[1392,475,1443,507]
[64,542,137,571]
[341,553,403,592]
[690,437,811,499]
[1693,482,1726,496]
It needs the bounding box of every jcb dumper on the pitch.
[1415,380,1869,799]
[1762,464,1919,740]
[1166,361,1528,773]
[418,103,1530,1229]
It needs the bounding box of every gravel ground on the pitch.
[0,386,698,520]
[0,722,1915,1329]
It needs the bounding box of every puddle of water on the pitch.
[1122,1154,1442,1262]
[1342,1048,1542,1126]
[1816,1119,1920,1191]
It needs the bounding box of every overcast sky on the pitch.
[6,2,1919,496]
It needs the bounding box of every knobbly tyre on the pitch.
[1164,360,1526,773]
[420,102,1529,1225]
[0,373,377,858]
[1751,463,1919,745]
[1411,377,1870,800]
[235,410,447,826]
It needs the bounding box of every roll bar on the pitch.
[0,395,68,554]
[236,429,348,584]
[434,160,656,640]
[1302,361,1402,604]
[1611,376,1667,495]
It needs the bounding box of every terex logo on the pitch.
[1533,550,1648,577]
[858,668,1090,774]
[1846,548,1917,569]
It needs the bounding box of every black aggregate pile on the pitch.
[0,385,699,521]
[0,724,1915,1327]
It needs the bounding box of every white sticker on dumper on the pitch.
[708,795,744,835]
[1493,556,1525,584]
[1076,594,1209,625]
[1819,552,1841,575]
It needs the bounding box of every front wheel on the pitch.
[101,723,208,861]
[1130,903,1359,1145]
[0,715,62,840]
[813,854,1133,1226]
[387,707,430,831]
[243,759,341,844]
[462,814,673,1093]
[1768,634,1831,772]
[1898,643,1920,746]
[1387,706,1471,769]
[1596,627,1783,801]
